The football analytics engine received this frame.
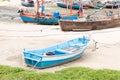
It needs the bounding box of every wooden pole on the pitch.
[34,0,40,17]
[70,0,74,14]
[66,0,68,14]
[37,0,39,15]
[41,0,44,6]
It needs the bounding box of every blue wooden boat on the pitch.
[20,13,58,25]
[57,2,88,9]
[88,1,105,9]
[88,4,104,9]
[19,12,78,25]
[23,36,90,68]
[21,3,34,7]
[19,0,78,25]
[21,0,34,7]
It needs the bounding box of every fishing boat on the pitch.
[88,1,104,9]
[59,1,120,31]
[105,4,120,9]
[59,17,120,31]
[21,0,34,7]
[105,1,120,9]
[19,0,78,25]
[59,12,120,31]
[23,36,90,68]
[20,13,77,25]
[57,2,88,9]
[88,4,104,9]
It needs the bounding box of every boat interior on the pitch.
[24,37,89,58]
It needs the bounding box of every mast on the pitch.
[39,0,44,16]
[70,0,74,14]
[34,0,40,18]
[41,0,44,6]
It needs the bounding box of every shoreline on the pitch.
[0,21,120,72]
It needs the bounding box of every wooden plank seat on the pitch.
[55,49,72,54]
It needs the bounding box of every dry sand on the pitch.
[0,0,120,72]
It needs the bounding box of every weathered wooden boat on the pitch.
[23,36,90,68]
[57,2,88,9]
[21,0,34,7]
[59,1,120,31]
[59,13,120,31]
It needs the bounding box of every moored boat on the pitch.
[104,1,120,9]
[57,2,88,9]
[105,4,120,9]
[88,1,105,9]
[19,13,77,25]
[21,0,34,7]
[88,4,104,9]
[19,0,78,25]
[59,17,120,31]
[59,0,120,31]
[23,36,90,68]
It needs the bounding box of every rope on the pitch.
[33,57,42,69]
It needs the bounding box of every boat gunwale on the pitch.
[60,17,120,22]
[24,46,86,58]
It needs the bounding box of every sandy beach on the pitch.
[0,0,120,72]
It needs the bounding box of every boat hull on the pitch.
[57,2,88,9]
[24,47,86,68]
[21,3,34,7]
[20,14,58,25]
[88,5,104,9]
[20,14,78,25]
[23,37,90,68]
[59,18,120,31]
[105,4,120,9]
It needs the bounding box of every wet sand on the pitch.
[0,0,120,72]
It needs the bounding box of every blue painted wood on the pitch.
[20,15,58,25]
[61,15,78,20]
[57,2,80,9]
[21,3,42,7]
[21,3,34,7]
[23,36,90,68]
[20,14,78,25]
